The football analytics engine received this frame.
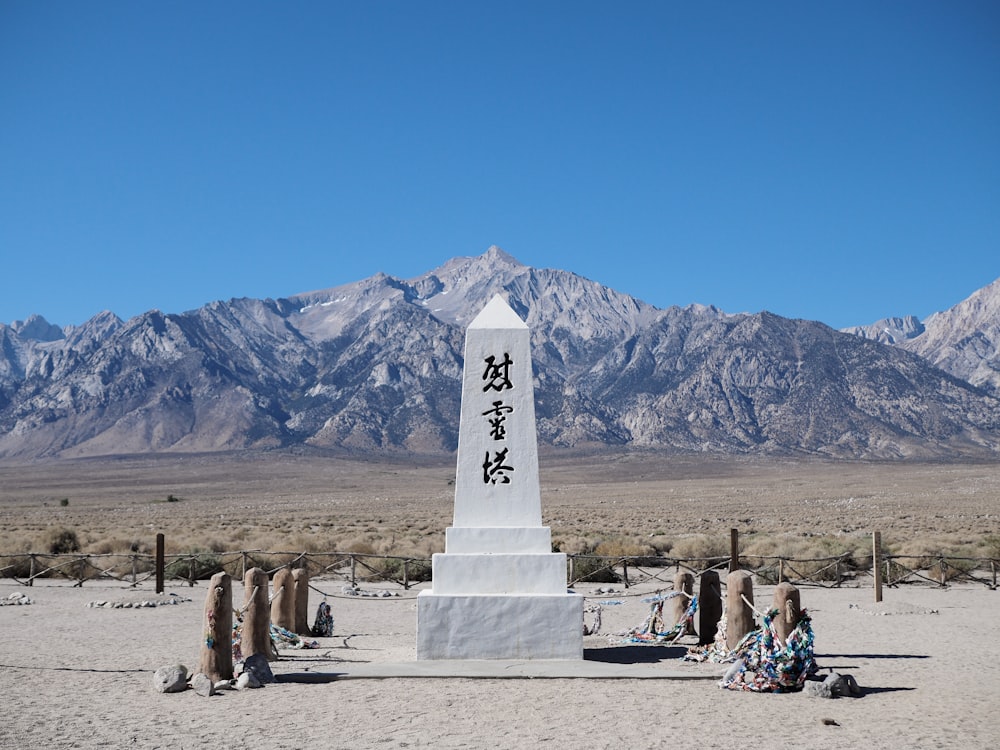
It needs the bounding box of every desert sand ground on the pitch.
[1,576,998,749]
[1,450,999,749]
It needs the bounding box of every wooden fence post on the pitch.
[726,569,755,651]
[199,571,233,683]
[155,534,164,594]
[28,554,36,586]
[730,528,739,573]
[621,557,630,588]
[872,531,883,603]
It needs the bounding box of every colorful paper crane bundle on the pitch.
[719,607,817,692]
[618,592,698,644]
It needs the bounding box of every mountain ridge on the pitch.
[1,248,998,460]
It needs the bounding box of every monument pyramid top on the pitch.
[468,294,527,330]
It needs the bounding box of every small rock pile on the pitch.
[0,592,33,606]
[153,654,277,697]
[804,672,863,699]
[341,584,397,598]
[88,593,192,609]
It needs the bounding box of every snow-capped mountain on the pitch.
[2,247,998,460]
[845,277,1000,396]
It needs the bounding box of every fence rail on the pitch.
[2,549,997,591]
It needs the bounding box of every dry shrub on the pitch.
[560,535,649,583]
[342,538,377,555]
[647,535,672,555]
[743,533,866,582]
[40,527,80,554]
[570,554,620,583]
[203,537,231,554]
[981,535,1000,561]
[593,536,656,559]
[362,555,432,584]
[891,536,981,582]
[0,554,33,579]
[553,535,591,554]
[278,533,328,554]
[745,533,862,563]
[164,550,224,581]
[88,538,146,555]
[670,535,729,561]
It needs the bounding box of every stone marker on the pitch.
[292,568,311,635]
[698,570,722,645]
[198,571,233,683]
[417,295,583,659]
[270,568,295,632]
[242,567,272,661]
[726,569,755,651]
[772,581,801,644]
[672,572,695,635]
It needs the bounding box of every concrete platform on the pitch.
[417,591,583,659]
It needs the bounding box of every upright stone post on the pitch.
[417,295,583,660]
[292,568,311,635]
[771,581,801,644]
[199,572,233,682]
[270,568,296,632]
[698,570,722,645]
[672,571,695,635]
[242,567,272,661]
[726,569,755,651]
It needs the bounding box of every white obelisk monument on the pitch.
[417,295,583,660]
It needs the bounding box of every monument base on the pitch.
[416,591,583,660]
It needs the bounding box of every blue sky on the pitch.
[1,2,998,330]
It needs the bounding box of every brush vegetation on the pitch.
[1,452,998,583]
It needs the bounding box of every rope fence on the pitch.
[2,548,996,591]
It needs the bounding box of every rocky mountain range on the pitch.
[1,246,998,461]
[843,277,1000,397]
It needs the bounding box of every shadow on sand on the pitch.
[815,653,930,660]
[584,644,687,664]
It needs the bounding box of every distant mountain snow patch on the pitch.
[2,248,998,460]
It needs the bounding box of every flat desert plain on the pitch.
[1,450,999,749]
[1,450,998,556]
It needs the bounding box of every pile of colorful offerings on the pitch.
[685,607,817,692]
[615,591,698,644]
